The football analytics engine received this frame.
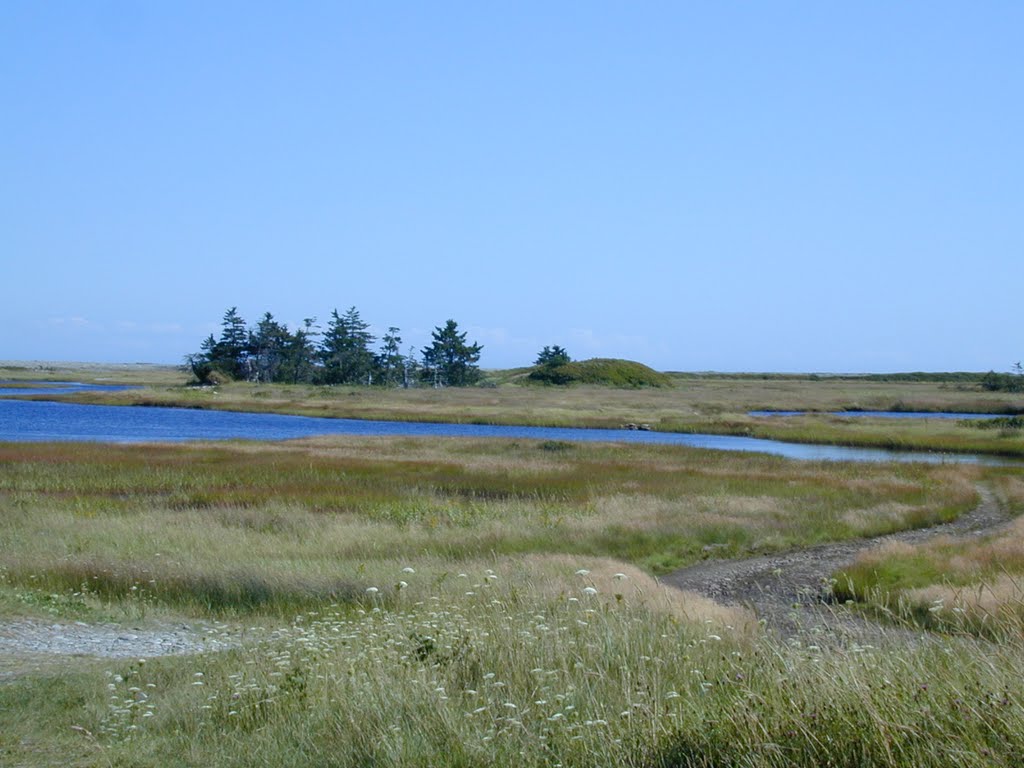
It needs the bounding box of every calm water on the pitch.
[0,383,1017,466]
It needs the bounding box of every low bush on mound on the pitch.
[528,358,672,388]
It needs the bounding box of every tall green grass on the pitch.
[834,521,1024,639]
[4,566,1024,767]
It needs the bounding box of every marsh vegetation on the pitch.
[2,365,1024,765]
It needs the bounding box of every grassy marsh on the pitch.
[0,437,977,614]
[2,433,1019,766]
[4,367,1024,765]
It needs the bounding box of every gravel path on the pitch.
[0,619,240,679]
[663,484,1010,642]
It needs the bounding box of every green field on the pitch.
[3,365,1024,765]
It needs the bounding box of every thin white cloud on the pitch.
[47,316,97,329]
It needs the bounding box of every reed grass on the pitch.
[0,438,976,617]
[836,514,1024,638]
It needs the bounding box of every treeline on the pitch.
[981,367,1024,393]
[186,307,483,387]
[669,371,1019,384]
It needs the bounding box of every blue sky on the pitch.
[2,2,1021,372]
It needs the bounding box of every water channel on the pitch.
[0,383,1018,466]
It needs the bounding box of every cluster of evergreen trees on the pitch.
[186,307,483,387]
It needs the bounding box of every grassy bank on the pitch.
[0,361,183,387]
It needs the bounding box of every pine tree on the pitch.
[535,345,571,367]
[376,327,405,387]
[421,319,483,387]
[210,307,249,380]
[282,318,319,384]
[184,334,218,383]
[250,312,292,383]
[319,307,376,384]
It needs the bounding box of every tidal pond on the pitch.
[1,383,1017,465]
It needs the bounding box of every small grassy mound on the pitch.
[528,358,672,388]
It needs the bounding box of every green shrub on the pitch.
[528,358,671,388]
[982,371,1024,392]
[965,416,1024,430]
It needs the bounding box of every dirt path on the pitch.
[662,484,1010,642]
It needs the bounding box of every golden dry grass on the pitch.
[905,576,1024,620]
[509,554,756,632]
[839,516,1024,633]
[993,474,1024,513]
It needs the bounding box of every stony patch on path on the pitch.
[663,484,1011,641]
